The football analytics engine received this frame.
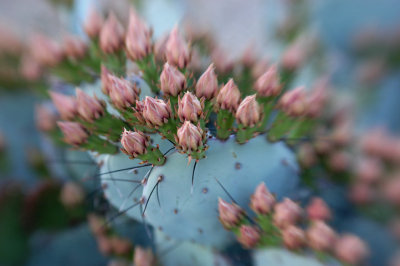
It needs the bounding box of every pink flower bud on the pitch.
[49,91,78,120]
[177,121,204,152]
[76,88,105,122]
[87,213,106,235]
[328,151,350,172]
[273,198,302,228]
[237,225,260,248]
[166,25,190,69]
[134,247,155,266]
[35,104,57,132]
[355,157,382,184]
[121,129,149,157]
[282,39,306,70]
[251,58,269,79]
[30,35,63,67]
[250,182,276,215]
[382,176,400,206]
[218,198,243,229]
[108,75,140,110]
[83,7,103,39]
[160,63,186,96]
[20,55,42,81]
[216,79,241,113]
[57,121,89,146]
[306,197,331,221]
[211,47,234,74]
[236,95,261,127]
[305,79,329,117]
[195,64,218,99]
[331,120,353,146]
[125,8,152,61]
[63,35,87,59]
[282,225,306,250]
[279,86,307,116]
[178,92,203,122]
[60,182,84,207]
[154,34,168,61]
[349,183,374,205]
[142,97,171,127]
[334,234,369,265]
[101,65,112,95]
[97,235,113,255]
[99,12,124,54]
[306,220,337,252]
[254,65,281,97]
[110,236,132,255]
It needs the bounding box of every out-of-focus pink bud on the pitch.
[328,151,350,172]
[241,44,257,67]
[165,25,190,69]
[297,143,317,168]
[20,56,42,81]
[177,121,204,152]
[142,97,171,127]
[282,38,307,70]
[57,121,89,146]
[254,65,281,97]
[99,12,124,54]
[121,129,149,157]
[125,8,152,61]
[251,58,269,79]
[108,75,140,110]
[360,127,387,156]
[237,225,260,248]
[30,35,63,66]
[279,86,306,116]
[63,35,87,59]
[154,34,169,61]
[216,79,241,113]
[134,246,155,266]
[49,91,78,120]
[282,225,306,250]
[305,79,329,117]
[97,235,113,255]
[76,88,105,122]
[60,182,85,207]
[250,182,276,215]
[35,104,57,132]
[382,175,400,206]
[101,65,112,95]
[178,92,203,122]
[160,63,186,96]
[83,7,104,39]
[334,234,369,265]
[218,198,243,229]
[195,64,218,99]
[355,157,382,184]
[211,47,234,74]
[349,183,374,205]
[306,220,337,252]
[88,213,106,235]
[306,197,331,221]
[110,236,132,255]
[236,95,261,127]
[331,120,353,146]
[273,198,302,228]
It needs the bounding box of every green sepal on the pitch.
[135,54,160,94]
[80,112,126,142]
[81,135,118,154]
[216,109,235,140]
[136,145,166,166]
[236,124,259,144]
[267,112,295,142]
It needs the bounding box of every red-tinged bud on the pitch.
[360,127,386,155]
[166,25,190,69]
[382,176,400,206]
[125,8,152,61]
[110,236,132,255]
[20,55,42,81]
[63,35,87,59]
[178,92,202,122]
[87,213,106,235]
[57,121,89,146]
[237,225,260,248]
[306,197,331,221]
[160,63,186,96]
[142,97,171,127]
[195,64,218,99]
[349,183,374,205]
[216,79,241,113]
[282,225,306,250]
[355,157,382,184]
[30,35,63,67]
[282,39,306,70]
[328,151,350,172]
[76,88,105,122]
[99,12,124,54]
[49,91,78,120]
[273,198,302,228]
[218,198,243,229]
[154,34,169,61]
[306,79,329,117]
[60,182,84,207]
[250,182,276,215]
[279,86,307,116]
[306,220,337,252]
[254,65,281,97]
[177,121,204,152]
[35,104,57,132]
[120,129,149,157]
[334,235,369,265]
[101,65,112,95]
[83,7,103,38]
[211,47,234,74]
[134,247,155,266]
[236,95,261,127]
[297,143,317,168]
[97,235,113,255]
[108,75,140,110]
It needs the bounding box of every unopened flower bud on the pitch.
[237,225,260,248]
[236,95,261,127]
[101,65,112,95]
[76,88,105,122]
[177,121,204,152]
[282,40,306,70]
[178,92,202,122]
[110,236,132,255]
[273,198,302,228]
[254,65,281,97]
[35,104,57,132]
[60,182,84,207]
[279,86,307,116]
[306,79,329,117]
[121,129,149,157]
[355,157,382,184]
[63,35,87,59]
[83,7,103,38]
[100,12,124,54]
[307,220,337,252]
[108,75,140,110]
[142,97,171,127]
[349,183,374,205]
[160,63,186,96]
[216,79,241,113]
[134,247,155,266]
[334,234,369,265]
[125,8,152,61]
[306,197,331,221]
[30,35,63,66]
[328,151,350,172]
[195,64,218,99]
[218,198,243,229]
[20,55,42,81]
[49,91,77,120]
[97,235,113,255]
[250,182,276,215]
[282,225,306,250]
[154,34,168,61]
[166,25,190,69]
[57,121,89,146]
[211,47,234,74]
